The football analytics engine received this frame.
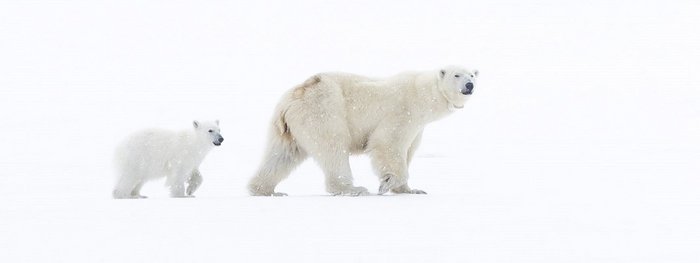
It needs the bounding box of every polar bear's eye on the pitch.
[471,74,474,78]
[208,130,213,133]
[454,74,460,78]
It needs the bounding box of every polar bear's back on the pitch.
[273,70,434,154]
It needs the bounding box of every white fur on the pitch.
[248,66,478,196]
[113,120,223,199]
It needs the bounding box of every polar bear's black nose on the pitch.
[218,137,224,143]
[463,82,474,95]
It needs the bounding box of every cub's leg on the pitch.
[113,175,144,199]
[130,181,148,198]
[167,171,192,198]
[186,169,203,196]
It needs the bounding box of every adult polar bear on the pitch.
[248,66,478,196]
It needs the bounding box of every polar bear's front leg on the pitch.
[372,147,409,195]
[372,147,425,195]
[186,169,203,196]
[167,172,192,198]
[389,132,427,195]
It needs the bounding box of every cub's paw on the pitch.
[114,195,147,199]
[171,195,195,198]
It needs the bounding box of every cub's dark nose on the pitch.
[218,137,224,143]
[462,82,474,95]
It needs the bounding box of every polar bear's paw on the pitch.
[171,195,195,198]
[112,190,148,199]
[248,183,288,197]
[389,184,427,194]
[409,189,427,194]
[114,195,148,199]
[330,186,369,196]
[250,191,288,197]
[378,174,407,195]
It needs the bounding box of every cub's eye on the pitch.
[454,74,460,78]
[471,74,474,78]
[208,130,213,133]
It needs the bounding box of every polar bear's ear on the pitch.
[473,69,479,78]
[215,120,220,126]
[193,121,200,129]
[440,69,446,78]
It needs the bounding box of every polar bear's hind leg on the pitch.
[113,175,143,199]
[130,181,147,198]
[314,151,368,196]
[248,135,307,196]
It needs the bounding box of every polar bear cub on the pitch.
[248,66,478,196]
[113,120,224,199]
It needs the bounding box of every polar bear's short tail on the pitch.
[272,75,320,143]
[247,76,318,196]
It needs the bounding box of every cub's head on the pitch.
[193,120,224,146]
[437,66,479,109]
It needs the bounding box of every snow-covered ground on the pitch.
[1,1,699,262]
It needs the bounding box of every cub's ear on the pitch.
[193,120,200,129]
[440,69,446,78]
[473,69,479,77]
[215,120,220,126]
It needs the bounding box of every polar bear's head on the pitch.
[437,66,479,109]
[193,120,224,146]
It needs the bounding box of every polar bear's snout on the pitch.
[462,82,474,95]
[213,136,224,146]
